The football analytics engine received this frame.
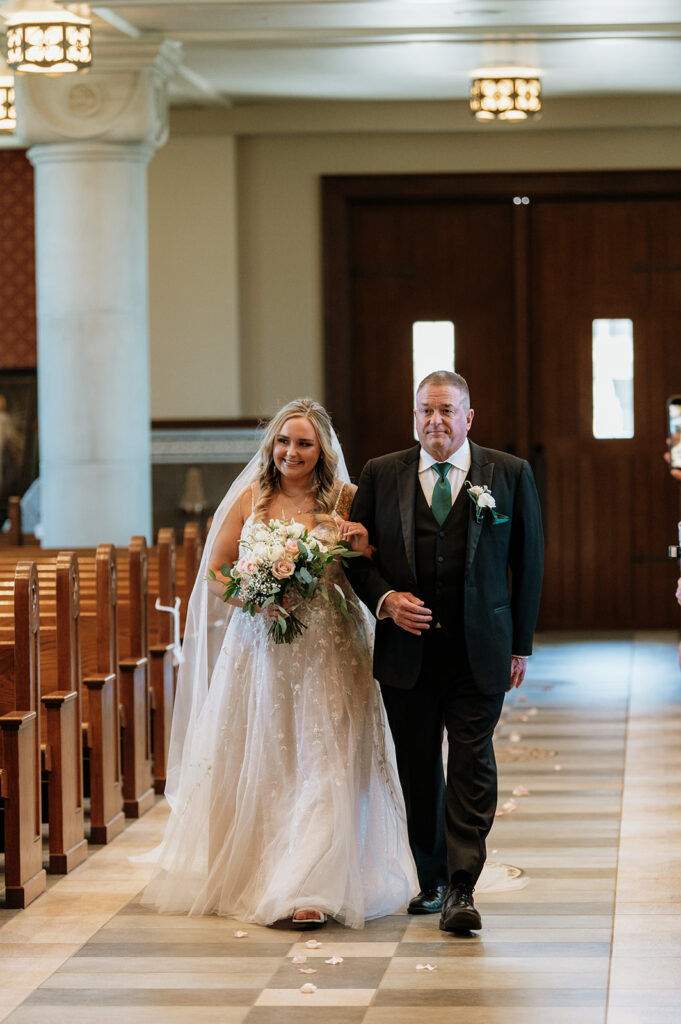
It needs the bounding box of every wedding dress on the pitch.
[142,511,419,928]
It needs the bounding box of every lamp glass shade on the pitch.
[6,6,92,73]
[470,76,541,121]
[0,80,16,130]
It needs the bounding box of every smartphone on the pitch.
[667,396,681,469]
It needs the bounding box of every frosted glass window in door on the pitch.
[592,319,634,439]
[413,321,455,438]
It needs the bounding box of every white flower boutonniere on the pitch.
[466,483,509,525]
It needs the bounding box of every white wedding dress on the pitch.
[142,514,419,928]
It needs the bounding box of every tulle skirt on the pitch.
[142,579,419,928]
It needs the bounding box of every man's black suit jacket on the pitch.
[346,441,544,695]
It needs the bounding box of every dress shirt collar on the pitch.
[418,438,471,475]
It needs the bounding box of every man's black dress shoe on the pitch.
[407,885,447,915]
[439,882,482,931]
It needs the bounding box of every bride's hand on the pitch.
[338,519,371,555]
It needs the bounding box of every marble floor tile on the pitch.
[3,1009,249,1024]
[255,988,375,1007]
[246,1010,366,1024]
[364,1010,606,1024]
[288,941,399,958]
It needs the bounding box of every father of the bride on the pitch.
[346,370,543,932]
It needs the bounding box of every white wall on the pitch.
[148,134,240,418]
[147,98,681,418]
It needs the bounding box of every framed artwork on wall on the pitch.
[0,368,38,519]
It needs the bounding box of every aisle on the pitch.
[1,635,679,1024]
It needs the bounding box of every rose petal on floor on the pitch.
[299,968,317,974]
[512,785,530,796]
[509,732,521,743]
[416,963,438,971]
[292,956,307,964]
[300,983,317,993]
[305,939,323,948]
[325,956,343,965]
[234,931,248,938]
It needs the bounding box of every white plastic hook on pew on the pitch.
[154,596,184,665]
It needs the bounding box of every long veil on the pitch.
[164,420,353,814]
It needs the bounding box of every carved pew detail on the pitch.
[180,522,203,635]
[0,562,46,908]
[42,551,88,874]
[81,545,125,844]
[119,537,154,818]
[149,528,177,794]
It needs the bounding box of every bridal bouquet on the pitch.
[209,517,360,644]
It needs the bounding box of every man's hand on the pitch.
[508,655,528,690]
[382,592,432,636]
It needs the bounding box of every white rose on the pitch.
[287,523,305,539]
[253,527,269,543]
[251,542,268,560]
[269,543,286,562]
[468,485,484,497]
[477,492,496,509]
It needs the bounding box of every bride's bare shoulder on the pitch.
[332,480,357,520]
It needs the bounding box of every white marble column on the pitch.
[15,41,181,546]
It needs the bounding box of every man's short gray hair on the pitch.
[416,370,470,409]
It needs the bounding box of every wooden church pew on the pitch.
[0,553,87,875]
[0,562,47,907]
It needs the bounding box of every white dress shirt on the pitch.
[417,439,471,507]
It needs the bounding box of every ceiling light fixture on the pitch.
[0,58,16,130]
[470,67,541,122]
[5,1,92,74]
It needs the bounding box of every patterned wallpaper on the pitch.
[0,150,36,369]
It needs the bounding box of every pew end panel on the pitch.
[41,690,87,874]
[0,562,46,908]
[0,710,47,908]
[82,671,125,844]
[119,656,154,818]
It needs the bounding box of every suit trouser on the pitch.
[380,630,506,889]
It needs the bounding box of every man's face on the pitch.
[414,384,474,461]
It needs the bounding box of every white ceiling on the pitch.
[10,1,681,105]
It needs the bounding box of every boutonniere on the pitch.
[466,483,509,525]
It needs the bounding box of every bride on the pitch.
[142,398,419,928]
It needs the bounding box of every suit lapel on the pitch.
[465,441,494,572]
[395,446,420,582]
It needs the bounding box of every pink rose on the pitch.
[236,556,257,576]
[272,559,296,580]
[285,539,300,555]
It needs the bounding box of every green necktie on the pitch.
[431,462,452,525]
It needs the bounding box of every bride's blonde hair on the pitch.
[253,398,339,521]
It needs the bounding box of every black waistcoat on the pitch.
[414,478,470,638]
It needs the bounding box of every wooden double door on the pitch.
[323,172,681,629]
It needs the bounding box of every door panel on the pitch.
[530,198,681,627]
[350,199,516,471]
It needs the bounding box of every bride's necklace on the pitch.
[278,486,316,516]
